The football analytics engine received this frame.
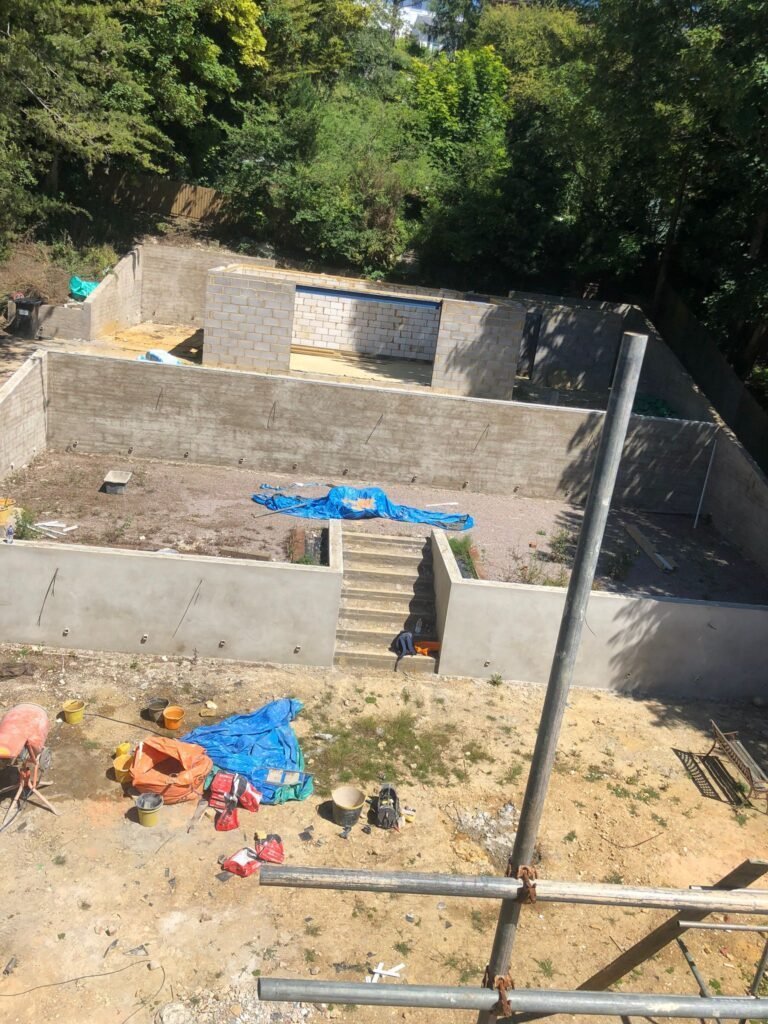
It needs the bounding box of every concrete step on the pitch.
[343,530,429,545]
[343,534,430,557]
[344,566,434,588]
[341,589,435,615]
[337,626,437,648]
[334,649,437,674]
[339,608,435,633]
[343,549,432,572]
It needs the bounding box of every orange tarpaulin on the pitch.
[130,736,212,804]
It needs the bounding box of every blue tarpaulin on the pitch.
[252,485,474,531]
[182,698,313,804]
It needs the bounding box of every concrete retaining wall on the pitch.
[85,247,143,339]
[707,434,768,579]
[293,288,440,362]
[37,302,89,341]
[46,351,715,511]
[0,354,47,479]
[141,245,276,325]
[432,531,768,700]
[0,522,343,665]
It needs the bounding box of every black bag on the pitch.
[376,783,400,829]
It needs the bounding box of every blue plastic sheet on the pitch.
[182,698,313,804]
[252,485,474,531]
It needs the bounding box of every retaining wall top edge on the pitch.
[451,574,768,612]
[3,538,341,575]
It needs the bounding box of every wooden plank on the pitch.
[624,523,675,572]
[577,859,768,992]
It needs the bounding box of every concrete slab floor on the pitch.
[289,349,432,388]
[6,450,768,605]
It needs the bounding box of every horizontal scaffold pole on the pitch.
[258,865,768,915]
[258,978,768,1018]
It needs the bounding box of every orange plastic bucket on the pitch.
[162,705,185,730]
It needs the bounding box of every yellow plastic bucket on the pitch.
[114,742,132,758]
[162,706,185,730]
[62,700,85,725]
[113,754,132,784]
[135,793,163,827]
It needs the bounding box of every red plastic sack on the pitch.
[221,848,260,878]
[240,781,261,812]
[253,834,284,864]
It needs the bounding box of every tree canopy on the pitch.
[0,0,766,377]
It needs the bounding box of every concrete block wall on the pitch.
[0,524,343,666]
[203,267,295,372]
[431,299,525,399]
[141,245,276,325]
[293,288,440,361]
[46,351,716,513]
[37,302,89,341]
[0,354,47,479]
[706,433,768,578]
[432,531,768,700]
[84,247,143,339]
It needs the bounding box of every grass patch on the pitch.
[708,978,722,995]
[563,830,577,843]
[488,672,503,687]
[734,811,748,827]
[469,908,496,933]
[449,535,478,579]
[535,958,556,979]
[608,781,660,803]
[650,813,668,829]
[498,761,523,786]
[305,922,321,937]
[442,954,482,985]
[584,765,605,782]
[52,855,67,866]
[303,948,318,965]
[548,529,576,566]
[462,741,492,765]
[603,871,624,884]
[306,709,456,794]
[394,940,412,957]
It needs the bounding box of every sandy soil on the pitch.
[6,451,768,604]
[0,646,765,1024]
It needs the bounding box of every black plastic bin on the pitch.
[12,297,41,338]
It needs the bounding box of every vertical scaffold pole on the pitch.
[478,332,648,1023]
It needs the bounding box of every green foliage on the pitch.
[12,508,36,540]
[449,534,478,578]
[0,0,765,378]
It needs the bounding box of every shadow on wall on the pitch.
[558,411,717,510]
[529,305,624,392]
[433,299,523,399]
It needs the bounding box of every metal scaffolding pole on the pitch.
[681,921,768,934]
[258,865,768,916]
[478,331,648,1022]
[676,937,711,997]
[258,978,768,1018]
[740,937,768,1024]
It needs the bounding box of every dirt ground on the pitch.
[5,450,768,605]
[0,645,766,1024]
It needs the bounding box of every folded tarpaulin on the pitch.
[182,698,313,804]
[130,736,212,804]
[252,485,474,531]
[69,276,99,300]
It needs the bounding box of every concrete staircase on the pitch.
[334,530,438,673]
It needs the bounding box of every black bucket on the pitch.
[145,698,170,723]
[331,785,366,827]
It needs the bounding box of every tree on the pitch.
[0,0,163,248]
[430,0,483,52]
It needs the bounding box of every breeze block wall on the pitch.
[0,353,47,479]
[203,266,295,372]
[431,299,525,399]
[292,286,440,361]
